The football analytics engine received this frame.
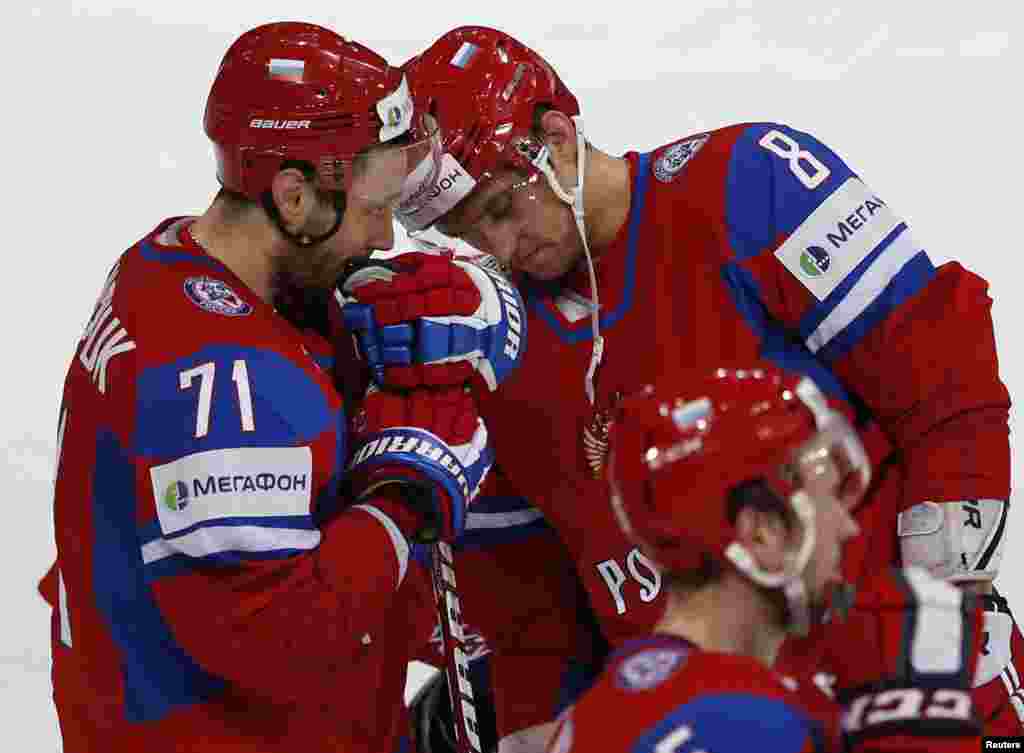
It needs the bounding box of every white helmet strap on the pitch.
[723,489,817,636]
[535,115,604,405]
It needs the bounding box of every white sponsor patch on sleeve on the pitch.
[150,446,313,536]
[774,178,903,301]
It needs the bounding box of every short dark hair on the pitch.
[726,478,792,530]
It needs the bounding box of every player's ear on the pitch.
[269,167,314,233]
[538,109,578,176]
[734,505,789,575]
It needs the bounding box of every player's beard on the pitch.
[275,192,352,295]
[277,239,349,295]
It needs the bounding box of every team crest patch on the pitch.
[652,134,710,183]
[582,390,621,479]
[616,647,687,691]
[183,276,253,317]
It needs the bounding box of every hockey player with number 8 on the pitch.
[341,26,1020,751]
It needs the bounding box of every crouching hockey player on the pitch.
[551,364,984,753]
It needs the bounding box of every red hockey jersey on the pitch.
[453,123,1011,734]
[41,218,436,752]
[552,635,979,753]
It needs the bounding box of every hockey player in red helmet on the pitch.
[339,25,1018,751]
[555,365,985,753]
[201,22,442,298]
[38,22,496,753]
[607,367,871,640]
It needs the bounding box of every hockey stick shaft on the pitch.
[430,540,483,753]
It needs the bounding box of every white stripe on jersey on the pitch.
[806,227,922,354]
[353,504,410,588]
[141,525,320,564]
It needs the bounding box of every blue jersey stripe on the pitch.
[797,223,909,340]
[719,261,852,402]
[524,152,652,344]
[91,430,225,721]
[470,494,537,515]
[135,345,334,459]
[143,547,315,582]
[138,241,226,271]
[816,251,935,363]
[453,515,552,552]
[726,123,856,262]
[631,692,817,753]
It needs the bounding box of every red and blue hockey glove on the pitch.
[347,384,493,543]
[819,566,984,752]
[338,251,526,391]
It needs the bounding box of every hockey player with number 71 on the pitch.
[340,26,1020,751]
[37,23,501,753]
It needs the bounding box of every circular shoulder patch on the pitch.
[652,134,710,183]
[183,276,253,317]
[616,647,687,691]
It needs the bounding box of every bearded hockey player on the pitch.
[550,365,985,753]
[37,23,497,752]
[341,26,1018,751]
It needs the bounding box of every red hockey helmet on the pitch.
[608,365,870,594]
[396,26,580,231]
[204,22,440,205]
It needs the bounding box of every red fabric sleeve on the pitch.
[829,263,1010,506]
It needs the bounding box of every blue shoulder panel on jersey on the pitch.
[135,344,334,459]
[524,152,652,344]
[724,124,938,365]
[631,693,818,753]
[91,429,226,721]
[725,123,856,262]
